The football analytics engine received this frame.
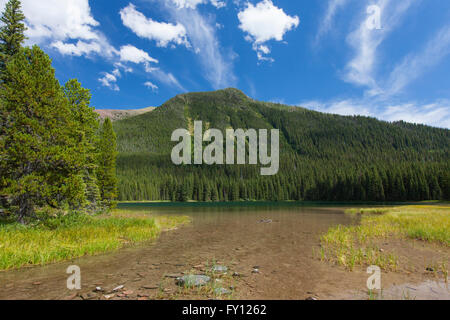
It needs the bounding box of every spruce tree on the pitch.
[0,0,27,74]
[0,46,86,223]
[97,118,118,208]
[64,79,101,211]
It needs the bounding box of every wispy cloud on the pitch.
[299,97,450,129]
[314,0,349,45]
[164,1,237,89]
[385,24,450,96]
[343,0,416,93]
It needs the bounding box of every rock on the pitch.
[306,296,318,301]
[232,272,240,277]
[214,287,231,295]
[175,275,211,288]
[138,297,148,301]
[211,265,228,273]
[112,285,124,292]
[94,287,103,292]
[426,267,435,272]
[123,290,134,296]
[32,282,42,286]
[379,249,384,253]
[165,273,183,279]
[142,285,159,290]
[258,219,273,224]
[252,268,259,274]
[103,294,114,300]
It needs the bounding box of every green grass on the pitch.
[319,205,450,271]
[0,210,190,271]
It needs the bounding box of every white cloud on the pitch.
[238,0,299,61]
[385,25,450,96]
[144,81,159,91]
[299,97,450,129]
[99,73,119,91]
[167,3,237,89]
[0,0,117,58]
[343,0,416,90]
[120,3,189,48]
[171,0,225,9]
[315,0,349,45]
[51,40,102,57]
[149,68,186,91]
[119,45,158,65]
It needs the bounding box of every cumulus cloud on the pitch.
[238,0,299,61]
[119,45,158,65]
[0,0,117,58]
[99,73,120,91]
[120,3,189,48]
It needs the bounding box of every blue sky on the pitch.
[2,0,450,128]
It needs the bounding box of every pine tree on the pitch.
[0,46,86,223]
[97,118,118,209]
[64,79,101,211]
[0,0,27,74]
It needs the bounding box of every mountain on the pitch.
[113,88,450,202]
[95,107,155,121]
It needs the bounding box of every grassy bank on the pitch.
[0,210,190,271]
[319,205,449,271]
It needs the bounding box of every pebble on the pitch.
[112,285,124,292]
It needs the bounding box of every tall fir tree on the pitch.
[97,118,118,208]
[0,0,27,75]
[0,46,86,223]
[63,79,101,211]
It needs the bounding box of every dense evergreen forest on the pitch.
[0,0,117,222]
[114,88,450,202]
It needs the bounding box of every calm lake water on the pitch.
[1,203,446,300]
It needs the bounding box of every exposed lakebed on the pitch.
[0,204,448,300]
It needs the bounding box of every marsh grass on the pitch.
[320,205,449,271]
[0,209,190,271]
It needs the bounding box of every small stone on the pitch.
[142,285,159,290]
[211,265,228,273]
[112,285,124,292]
[214,287,231,295]
[165,273,183,279]
[306,297,318,301]
[252,269,259,274]
[104,294,114,300]
[175,275,211,288]
[426,267,435,272]
[94,287,103,292]
[123,290,134,295]
[232,272,240,277]
[32,282,42,286]
[138,293,149,297]
[379,249,384,253]
[138,297,148,301]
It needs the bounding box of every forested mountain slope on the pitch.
[113,88,449,202]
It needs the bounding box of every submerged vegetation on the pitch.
[319,205,450,271]
[0,209,190,271]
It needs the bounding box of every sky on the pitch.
[1,0,450,128]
